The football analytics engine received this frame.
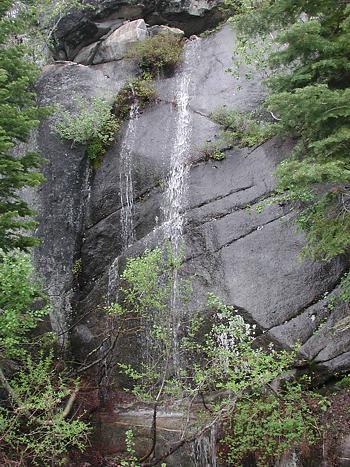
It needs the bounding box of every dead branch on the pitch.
[62,387,79,418]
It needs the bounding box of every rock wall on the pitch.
[32,5,350,463]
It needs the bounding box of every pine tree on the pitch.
[0,1,44,251]
[227,0,350,259]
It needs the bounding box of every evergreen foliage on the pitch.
[0,1,45,252]
[225,0,350,259]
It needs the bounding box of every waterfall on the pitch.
[162,37,201,369]
[193,425,217,467]
[119,102,140,249]
[107,257,119,305]
[107,103,139,305]
[163,38,200,256]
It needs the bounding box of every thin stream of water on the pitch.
[162,38,201,367]
[107,103,139,303]
[120,102,140,250]
[193,425,217,467]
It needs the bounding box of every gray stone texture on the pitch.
[53,0,225,60]
[35,23,350,382]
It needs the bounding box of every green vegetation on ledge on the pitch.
[113,78,157,120]
[211,107,275,148]
[53,78,156,165]
[126,32,184,77]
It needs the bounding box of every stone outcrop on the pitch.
[53,0,225,60]
[74,18,148,65]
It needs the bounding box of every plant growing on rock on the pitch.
[126,33,184,76]
[211,107,275,148]
[200,141,226,161]
[113,78,156,120]
[53,96,119,163]
[54,81,156,165]
[54,96,118,146]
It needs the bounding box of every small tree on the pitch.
[224,0,350,260]
[0,1,46,252]
[106,247,321,466]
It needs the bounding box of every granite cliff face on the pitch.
[32,3,350,463]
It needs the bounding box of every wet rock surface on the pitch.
[32,17,350,465]
[35,24,350,374]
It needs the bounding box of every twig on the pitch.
[62,387,79,418]
[269,111,281,121]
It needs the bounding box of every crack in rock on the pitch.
[189,184,254,210]
[266,274,347,336]
[187,190,277,228]
[184,210,287,264]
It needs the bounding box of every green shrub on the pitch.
[0,251,90,465]
[113,78,156,120]
[211,107,275,148]
[126,33,183,76]
[54,96,118,145]
[1,353,90,466]
[53,96,119,163]
[201,142,226,161]
[0,250,49,360]
[86,137,106,163]
[221,384,320,466]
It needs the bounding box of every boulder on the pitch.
[94,19,147,64]
[53,0,225,60]
[148,24,185,37]
[74,19,147,65]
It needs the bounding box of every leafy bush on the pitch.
[0,353,90,466]
[54,96,119,163]
[54,96,118,146]
[113,78,156,120]
[0,250,49,360]
[54,83,155,164]
[126,33,183,76]
[221,384,319,466]
[0,251,90,465]
[211,107,275,148]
